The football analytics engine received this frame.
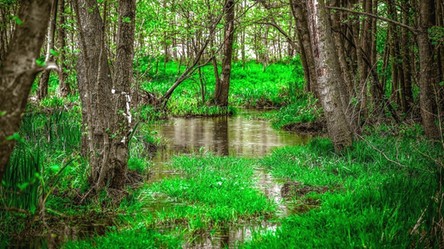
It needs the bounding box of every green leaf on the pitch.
[12,16,23,25]
[50,49,59,57]
[17,182,29,190]
[6,132,23,142]
[123,16,131,23]
[0,111,6,117]
[36,57,46,67]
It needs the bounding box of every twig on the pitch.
[356,134,406,168]
[0,206,31,215]
[326,6,418,34]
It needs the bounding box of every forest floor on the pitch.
[1,61,443,248]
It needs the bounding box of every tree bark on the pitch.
[110,0,136,189]
[0,0,52,181]
[74,0,135,191]
[290,0,318,96]
[306,0,353,151]
[37,0,58,101]
[214,0,235,107]
[417,0,440,139]
[57,0,71,97]
[400,0,413,112]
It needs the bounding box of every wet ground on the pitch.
[147,113,310,248]
[10,113,309,248]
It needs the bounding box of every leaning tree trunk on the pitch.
[417,0,440,139]
[37,0,58,101]
[0,0,52,181]
[214,0,235,107]
[306,0,353,151]
[74,0,135,191]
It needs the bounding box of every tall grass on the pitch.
[0,109,83,243]
[241,126,443,248]
[139,60,304,115]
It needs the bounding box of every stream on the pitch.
[147,113,310,248]
[12,112,310,248]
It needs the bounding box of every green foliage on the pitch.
[151,155,275,222]
[66,154,275,247]
[267,93,322,129]
[241,129,442,248]
[128,157,149,174]
[63,228,181,249]
[1,141,42,214]
[138,60,302,116]
[429,26,444,46]
[1,110,85,244]
[134,105,163,122]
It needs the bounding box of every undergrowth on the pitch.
[139,60,304,115]
[64,154,275,248]
[241,125,443,248]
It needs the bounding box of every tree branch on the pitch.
[326,6,418,34]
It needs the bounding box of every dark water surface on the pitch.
[147,113,310,248]
[150,114,309,161]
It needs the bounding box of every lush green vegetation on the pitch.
[139,60,302,115]
[243,128,442,248]
[61,125,442,248]
[1,57,442,248]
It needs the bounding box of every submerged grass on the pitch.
[61,124,442,248]
[64,154,275,247]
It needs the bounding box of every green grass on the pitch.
[240,126,442,248]
[61,125,442,248]
[63,228,182,249]
[139,59,304,115]
[266,93,322,129]
[64,154,275,247]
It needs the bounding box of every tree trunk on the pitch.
[74,0,135,191]
[290,0,318,96]
[109,0,136,189]
[400,0,413,113]
[306,0,353,151]
[0,0,52,181]
[417,0,440,138]
[58,0,71,97]
[37,0,58,101]
[214,0,235,107]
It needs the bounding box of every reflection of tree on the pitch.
[213,116,229,156]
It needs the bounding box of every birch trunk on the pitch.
[306,0,353,151]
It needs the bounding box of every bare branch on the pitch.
[326,6,418,34]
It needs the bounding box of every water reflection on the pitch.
[151,115,309,161]
[149,114,309,248]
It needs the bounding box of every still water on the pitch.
[150,114,309,161]
[14,113,309,248]
[147,113,310,248]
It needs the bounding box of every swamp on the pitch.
[1,0,443,248]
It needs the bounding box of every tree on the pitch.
[306,0,353,151]
[37,0,58,101]
[74,0,136,191]
[0,0,52,181]
[214,0,235,107]
[417,0,440,139]
[290,0,318,95]
[57,0,71,97]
